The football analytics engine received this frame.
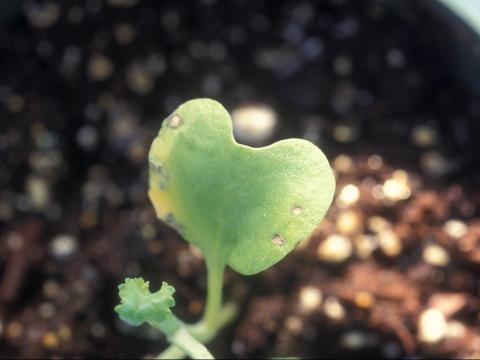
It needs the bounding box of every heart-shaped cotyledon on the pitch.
[148,98,335,276]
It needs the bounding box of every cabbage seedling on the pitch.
[115,98,335,359]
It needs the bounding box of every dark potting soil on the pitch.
[0,0,480,358]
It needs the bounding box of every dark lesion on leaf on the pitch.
[149,158,171,189]
[164,212,185,235]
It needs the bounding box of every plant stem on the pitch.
[203,259,225,331]
[155,258,232,359]
[155,345,184,359]
[149,317,213,360]
[188,301,238,342]
[156,302,238,360]
[167,327,214,359]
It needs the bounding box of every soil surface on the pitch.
[1,0,480,358]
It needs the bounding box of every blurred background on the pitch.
[1,0,480,358]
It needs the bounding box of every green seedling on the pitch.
[115,98,335,359]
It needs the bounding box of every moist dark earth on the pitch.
[1,0,480,358]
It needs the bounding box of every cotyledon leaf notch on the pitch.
[148,98,335,275]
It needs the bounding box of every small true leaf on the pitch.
[115,278,175,326]
[148,98,335,275]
